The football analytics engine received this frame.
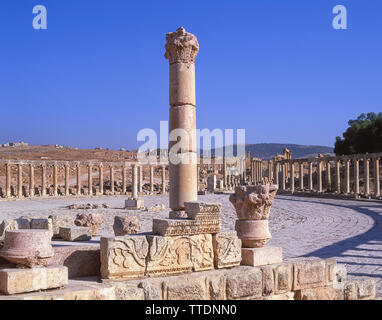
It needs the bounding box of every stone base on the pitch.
[0,265,68,295]
[59,227,92,242]
[124,198,145,210]
[241,246,283,267]
[0,259,376,300]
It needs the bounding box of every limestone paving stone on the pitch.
[0,265,68,295]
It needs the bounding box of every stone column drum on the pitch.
[0,230,54,267]
[229,184,282,266]
[165,27,199,214]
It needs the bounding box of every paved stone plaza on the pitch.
[0,193,381,295]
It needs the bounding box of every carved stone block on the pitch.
[146,235,193,276]
[212,231,241,269]
[190,234,214,271]
[100,236,148,279]
[152,218,221,236]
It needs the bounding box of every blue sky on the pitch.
[1,0,381,150]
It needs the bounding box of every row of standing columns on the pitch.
[1,162,167,199]
[274,154,381,197]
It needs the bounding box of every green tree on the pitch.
[334,112,382,155]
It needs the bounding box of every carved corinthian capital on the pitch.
[164,27,199,64]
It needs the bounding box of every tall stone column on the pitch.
[110,165,114,194]
[138,165,143,193]
[223,157,227,188]
[364,157,370,196]
[317,161,322,192]
[290,161,295,193]
[76,163,81,196]
[275,162,280,187]
[299,162,304,191]
[165,27,198,213]
[42,164,47,196]
[122,164,127,194]
[29,164,34,197]
[326,161,331,192]
[150,165,154,193]
[374,157,380,197]
[345,159,351,194]
[268,161,272,183]
[65,163,70,196]
[335,160,341,193]
[53,163,58,196]
[88,163,93,196]
[308,161,313,191]
[5,163,11,198]
[354,158,360,195]
[281,163,286,190]
[131,164,138,199]
[99,164,104,195]
[161,165,166,195]
[17,163,23,198]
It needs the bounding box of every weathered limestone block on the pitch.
[225,266,262,300]
[124,198,145,210]
[138,280,163,300]
[294,286,344,300]
[163,275,206,300]
[0,230,54,267]
[48,214,74,238]
[0,265,68,295]
[261,265,275,296]
[144,204,166,213]
[262,292,294,300]
[207,175,216,193]
[59,227,92,242]
[184,201,221,220]
[152,218,221,236]
[273,262,294,294]
[190,234,214,271]
[0,219,18,237]
[207,273,226,300]
[229,184,278,220]
[75,213,104,236]
[325,259,347,290]
[113,283,145,300]
[241,246,282,267]
[30,218,54,238]
[212,231,241,269]
[345,279,376,300]
[100,236,148,279]
[113,216,141,236]
[145,235,193,276]
[169,210,188,219]
[292,258,326,290]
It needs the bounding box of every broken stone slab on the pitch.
[74,213,104,236]
[184,201,222,219]
[0,230,54,267]
[144,204,166,213]
[113,216,141,236]
[212,231,242,269]
[49,214,74,239]
[0,218,31,237]
[169,210,188,219]
[30,218,53,238]
[152,218,221,237]
[0,265,68,295]
[59,227,92,242]
[241,246,283,267]
[124,198,145,210]
[100,236,148,279]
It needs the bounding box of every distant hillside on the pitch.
[208,143,334,160]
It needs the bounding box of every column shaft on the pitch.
[88,164,93,196]
[5,163,11,198]
[374,157,380,197]
[29,164,34,197]
[17,163,23,198]
[65,164,70,196]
